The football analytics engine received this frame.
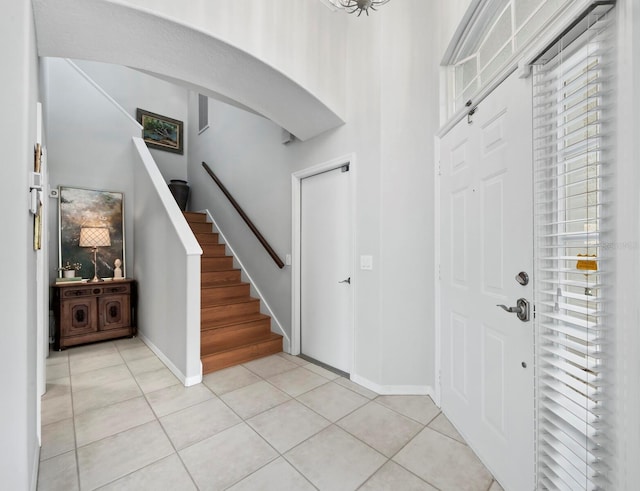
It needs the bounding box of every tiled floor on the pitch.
[38,338,503,491]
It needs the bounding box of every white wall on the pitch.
[98,0,347,120]
[188,1,438,392]
[45,58,141,282]
[73,60,189,182]
[132,139,202,386]
[0,1,41,488]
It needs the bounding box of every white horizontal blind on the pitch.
[533,11,614,491]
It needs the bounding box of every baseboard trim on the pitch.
[138,333,202,387]
[350,373,436,398]
[30,443,40,491]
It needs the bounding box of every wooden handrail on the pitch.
[202,162,285,269]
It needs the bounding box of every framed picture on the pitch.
[136,108,184,154]
[59,187,125,279]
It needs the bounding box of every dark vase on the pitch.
[168,179,190,211]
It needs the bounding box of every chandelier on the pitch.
[330,0,391,16]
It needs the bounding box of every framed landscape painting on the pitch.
[58,187,125,279]
[136,108,184,154]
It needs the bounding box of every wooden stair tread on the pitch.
[201,280,247,290]
[183,212,207,222]
[201,296,257,308]
[187,209,282,372]
[203,332,282,356]
[201,333,283,373]
[201,312,270,331]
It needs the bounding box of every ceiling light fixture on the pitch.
[330,0,391,16]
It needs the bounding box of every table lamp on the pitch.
[79,227,111,282]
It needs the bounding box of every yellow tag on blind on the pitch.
[576,254,598,271]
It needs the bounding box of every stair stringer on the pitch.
[199,209,290,353]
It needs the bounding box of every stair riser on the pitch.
[195,233,220,244]
[201,319,272,355]
[202,300,260,324]
[202,337,283,373]
[184,212,207,223]
[202,257,234,271]
[189,222,214,234]
[202,270,241,286]
[201,244,226,257]
[202,284,251,305]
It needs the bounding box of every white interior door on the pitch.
[301,166,351,373]
[440,71,534,490]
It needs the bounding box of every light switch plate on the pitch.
[360,255,373,270]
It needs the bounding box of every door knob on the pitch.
[338,277,351,284]
[496,298,530,322]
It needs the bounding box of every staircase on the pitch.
[184,212,283,373]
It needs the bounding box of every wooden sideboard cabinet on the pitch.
[52,279,137,350]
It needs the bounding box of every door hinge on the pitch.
[438,263,441,281]
[437,162,441,176]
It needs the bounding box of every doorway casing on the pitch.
[291,154,357,373]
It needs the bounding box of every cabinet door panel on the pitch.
[99,295,131,330]
[61,298,98,336]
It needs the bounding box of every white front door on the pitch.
[440,71,534,490]
[300,166,352,373]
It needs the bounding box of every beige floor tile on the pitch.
[428,412,465,443]
[46,363,69,382]
[297,381,369,422]
[247,399,330,453]
[375,395,440,425]
[302,362,341,380]
[37,450,79,491]
[135,367,180,394]
[285,425,386,491]
[71,364,132,392]
[77,420,174,490]
[42,377,71,400]
[46,350,69,366]
[221,380,290,419]
[227,457,316,491]
[276,352,309,366]
[67,342,118,361]
[393,427,493,491]
[42,394,73,426]
[180,423,278,490]
[243,354,298,378]
[73,376,142,415]
[160,398,241,450]
[334,377,378,399]
[113,336,145,351]
[489,480,505,491]
[97,454,196,491]
[202,365,261,395]
[126,355,166,375]
[359,461,437,491]
[40,418,75,461]
[267,366,329,397]
[119,344,154,361]
[145,382,214,417]
[75,396,155,447]
[337,401,423,457]
[69,351,124,375]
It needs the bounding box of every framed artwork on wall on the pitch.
[58,186,125,279]
[136,108,184,154]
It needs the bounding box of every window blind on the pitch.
[533,10,614,491]
[198,93,209,133]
